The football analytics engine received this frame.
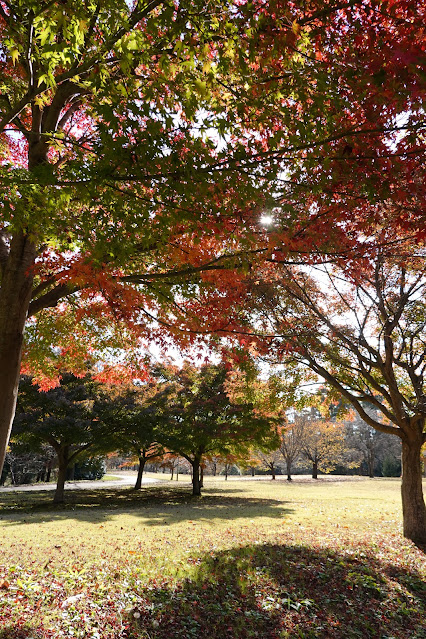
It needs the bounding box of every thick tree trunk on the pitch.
[271,465,276,480]
[54,448,69,504]
[401,436,426,545]
[0,232,36,474]
[134,456,146,490]
[312,460,318,479]
[192,457,201,496]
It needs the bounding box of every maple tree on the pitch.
[297,414,348,479]
[242,250,426,543]
[0,0,423,482]
[12,372,106,502]
[95,382,166,489]
[153,362,281,495]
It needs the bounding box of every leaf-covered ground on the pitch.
[0,478,425,638]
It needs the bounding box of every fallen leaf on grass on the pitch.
[61,593,86,608]
[0,579,10,589]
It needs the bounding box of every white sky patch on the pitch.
[260,214,274,226]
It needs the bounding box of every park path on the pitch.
[0,472,161,493]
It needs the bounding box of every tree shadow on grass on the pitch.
[0,625,45,639]
[0,485,292,527]
[127,543,426,639]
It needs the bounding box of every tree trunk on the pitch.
[312,460,318,479]
[271,465,276,480]
[367,450,374,478]
[134,456,146,490]
[199,465,204,488]
[0,232,37,474]
[192,457,201,496]
[401,436,426,545]
[54,448,69,504]
[170,468,174,480]
[286,460,292,481]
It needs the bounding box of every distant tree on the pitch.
[0,444,55,486]
[298,416,348,479]
[345,412,401,478]
[381,455,401,478]
[279,422,304,481]
[256,448,282,480]
[13,373,107,503]
[157,363,281,496]
[96,383,166,489]
[160,453,183,481]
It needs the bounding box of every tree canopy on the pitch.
[13,372,106,502]
[238,249,426,543]
[0,0,424,514]
[152,362,282,495]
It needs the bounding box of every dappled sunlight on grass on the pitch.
[126,541,426,639]
[0,479,425,638]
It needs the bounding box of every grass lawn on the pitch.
[0,477,425,639]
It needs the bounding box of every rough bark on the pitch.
[312,459,318,479]
[134,455,146,490]
[401,434,426,545]
[0,232,37,474]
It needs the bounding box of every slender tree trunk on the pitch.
[134,455,146,490]
[271,464,276,480]
[192,457,201,496]
[0,232,37,475]
[170,468,174,480]
[54,448,69,504]
[286,460,292,481]
[367,450,374,478]
[401,435,426,545]
[312,459,318,479]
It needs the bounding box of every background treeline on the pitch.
[2,364,406,501]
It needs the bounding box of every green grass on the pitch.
[0,477,425,638]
